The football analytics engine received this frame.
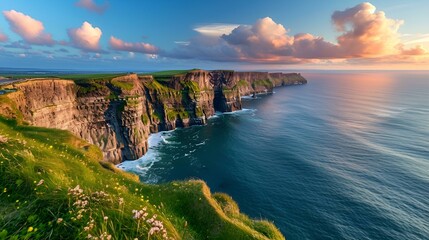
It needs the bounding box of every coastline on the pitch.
[116,107,257,183]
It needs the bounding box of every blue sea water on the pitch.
[119,71,429,239]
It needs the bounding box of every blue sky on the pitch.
[0,0,428,71]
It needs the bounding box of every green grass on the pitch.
[145,70,199,83]
[0,74,57,79]
[0,116,284,239]
[111,79,134,91]
[0,73,124,82]
[54,74,127,96]
[144,80,179,96]
[148,70,198,77]
[252,79,273,89]
[165,108,189,121]
[57,73,125,82]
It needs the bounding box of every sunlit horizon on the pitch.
[1,1,428,70]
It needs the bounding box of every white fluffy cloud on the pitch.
[109,36,158,54]
[68,21,102,52]
[3,10,55,45]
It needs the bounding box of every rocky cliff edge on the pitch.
[0,70,306,163]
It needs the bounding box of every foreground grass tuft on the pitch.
[0,116,284,239]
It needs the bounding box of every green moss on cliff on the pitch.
[144,80,179,95]
[74,80,107,96]
[0,116,284,239]
[237,79,249,87]
[252,79,273,89]
[166,108,189,121]
[140,114,149,125]
[195,107,204,117]
[111,79,134,91]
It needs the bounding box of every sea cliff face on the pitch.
[0,70,306,163]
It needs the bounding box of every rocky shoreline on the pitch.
[0,70,307,163]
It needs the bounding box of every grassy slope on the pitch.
[0,94,284,240]
[145,70,198,83]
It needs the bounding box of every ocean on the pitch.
[119,71,429,239]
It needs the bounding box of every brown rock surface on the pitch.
[1,71,306,163]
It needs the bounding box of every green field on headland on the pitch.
[0,86,284,239]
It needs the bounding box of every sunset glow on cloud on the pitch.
[3,10,55,46]
[173,3,427,64]
[109,36,159,54]
[0,31,8,42]
[0,1,428,70]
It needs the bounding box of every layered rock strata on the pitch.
[1,70,306,163]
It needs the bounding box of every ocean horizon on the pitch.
[119,70,429,239]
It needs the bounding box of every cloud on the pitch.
[0,31,8,42]
[76,0,108,14]
[3,10,55,45]
[194,24,240,37]
[167,3,427,64]
[222,17,293,59]
[109,36,158,54]
[331,2,403,57]
[399,45,426,55]
[56,48,70,53]
[68,21,102,52]
[174,41,190,46]
[402,33,429,46]
[4,41,32,49]
[166,34,242,62]
[290,33,339,58]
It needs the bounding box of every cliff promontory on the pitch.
[0,70,306,163]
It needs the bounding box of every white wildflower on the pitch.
[36,179,44,186]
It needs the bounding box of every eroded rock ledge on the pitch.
[1,70,306,163]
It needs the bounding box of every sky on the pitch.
[0,0,428,71]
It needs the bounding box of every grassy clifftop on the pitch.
[0,116,284,240]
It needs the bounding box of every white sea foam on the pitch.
[116,130,174,177]
[117,108,255,179]
[241,95,254,99]
[222,108,256,115]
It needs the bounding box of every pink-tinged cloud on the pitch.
[3,10,55,46]
[68,21,102,52]
[109,36,159,54]
[332,2,403,57]
[169,2,427,64]
[399,45,427,55]
[0,32,8,42]
[290,33,339,59]
[76,0,108,14]
[223,17,293,59]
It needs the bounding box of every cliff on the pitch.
[0,70,306,163]
[0,116,285,239]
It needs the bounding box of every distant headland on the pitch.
[0,70,307,163]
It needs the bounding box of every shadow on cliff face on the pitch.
[103,83,134,161]
[210,71,230,112]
